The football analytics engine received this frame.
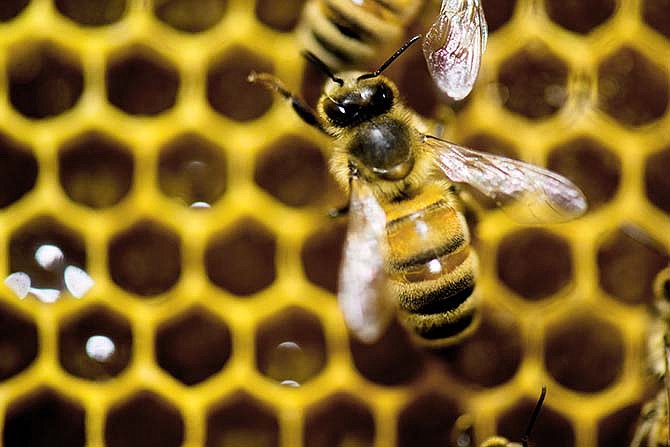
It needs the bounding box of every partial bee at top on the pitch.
[298,0,487,101]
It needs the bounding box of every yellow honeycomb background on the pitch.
[0,0,669,446]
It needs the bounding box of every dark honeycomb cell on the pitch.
[497,43,568,119]
[397,393,460,447]
[301,221,346,293]
[8,41,84,119]
[643,0,670,37]
[301,63,326,110]
[54,0,126,26]
[544,0,616,34]
[106,46,180,116]
[58,130,134,208]
[0,132,38,208]
[255,0,305,32]
[0,301,38,381]
[155,306,232,385]
[3,387,85,447]
[255,306,326,385]
[597,402,642,447]
[207,46,274,121]
[597,226,669,305]
[496,396,574,447]
[108,220,181,296]
[158,133,227,207]
[205,218,276,296]
[206,392,279,447]
[153,0,227,33]
[254,135,327,207]
[644,147,670,212]
[598,47,669,126]
[547,137,621,211]
[544,312,623,392]
[497,228,573,300]
[304,393,375,447]
[462,133,519,160]
[482,0,516,32]
[58,305,132,380]
[105,391,184,447]
[0,0,29,21]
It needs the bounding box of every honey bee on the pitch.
[248,35,586,347]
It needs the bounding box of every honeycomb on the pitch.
[0,0,668,446]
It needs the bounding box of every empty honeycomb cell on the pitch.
[0,132,38,208]
[544,312,623,392]
[301,221,346,293]
[105,390,184,447]
[205,218,276,296]
[597,226,669,305]
[397,393,460,447]
[0,301,38,381]
[8,41,84,119]
[255,0,305,32]
[58,130,134,208]
[58,305,132,380]
[206,391,279,447]
[158,132,227,208]
[461,133,518,160]
[642,0,670,37]
[106,46,180,116]
[547,137,621,211]
[481,0,516,32]
[155,306,232,385]
[254,135,327,207]
[597,47,669,126]
[0,0,29,21]
[496,396,574,447]
[54,0,126,26]
[255,306,326,386]
[597,402,642,447]
[304,393,375,447]
[153,0,227,33]
[496,228,573,300]
[644,146,670,213]
[207,46,274,121]
[497,43,568,119]
[543,0,616,34]
[3,387,85,447]
[108,220,181,296]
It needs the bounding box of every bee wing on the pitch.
[337,177,394,344]
[425,136,588,223]
[422,0,488,101]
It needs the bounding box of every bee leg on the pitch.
[327,205,349,218]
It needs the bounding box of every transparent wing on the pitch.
[337,178,394,343]
[425,136,587,223]
[422,0,488,100]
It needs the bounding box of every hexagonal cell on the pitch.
[547,137,620,211]
[304,393,375,447]
[7,41,84,119]
[0,132,38,208]
[155,306,232,385]
[206,392,279,447]
[58,304,132,380]
[462,133,519,160]
[54,0,126,26]
[207,45,274,121]
[644,146,670,213]
[3,387,85,447]
[597,402,642,447]
[496,228,573,300]
[153,0,227,33]
[643,0,670,38]
[397,393,460,447]
[0,301,38,381]
[105,390,184,447]
[497,42,568,119]
[58,130,134,208]
[496,395,574,447]
[255,0,305,32]
[105,45,180,116]
[544,0,616,34]
[597,226,669,305]
[108,220,181,296]
[254,135,327,207]
[598,47,669,126]
[544,311,623,392]
[255,306,326,386]
[205,218,276,296]
[0,0,29,21]
[301,221,346,294]
[158,132,227,208]
[482,0,516,32]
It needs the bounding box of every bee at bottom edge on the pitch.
[248,35,587,348]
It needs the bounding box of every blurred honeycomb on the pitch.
[0,0,669,446]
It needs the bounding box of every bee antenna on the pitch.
[357,34,421,81]
[521,386,547,447]
[303,51,344,86]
